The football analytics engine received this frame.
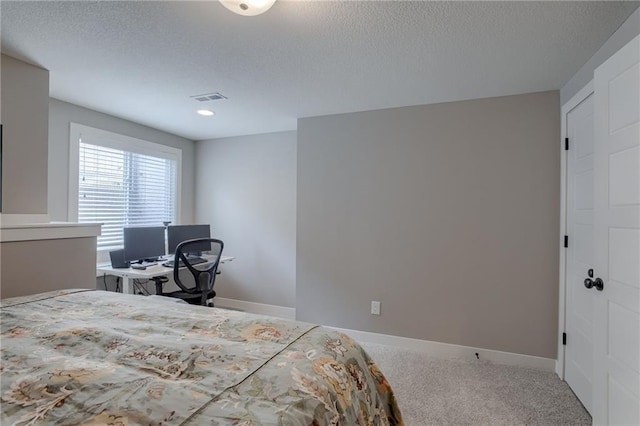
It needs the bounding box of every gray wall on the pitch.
[297,91,560,358]
[195,131,297,308]
[48,98,196,223]
[561,6,640,104]
[1,54,49,214]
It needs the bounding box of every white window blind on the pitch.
[76,138,177,251]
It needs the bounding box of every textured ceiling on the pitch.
[1,1,638,140]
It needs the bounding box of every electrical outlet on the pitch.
[371,300,381,315]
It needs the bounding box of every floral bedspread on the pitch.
[1,289,402,425]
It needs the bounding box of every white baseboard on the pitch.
[329,326,556,372]
[215,297,296,320]
[212,298,555,371]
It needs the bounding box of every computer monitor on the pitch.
[123,226,166,263]
[167,224,211,255]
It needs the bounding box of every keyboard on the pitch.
[162,257,207,268]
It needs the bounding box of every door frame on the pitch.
[557,80,594,379]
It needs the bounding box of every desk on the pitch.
[96,255,234,294]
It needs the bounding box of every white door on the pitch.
[592,34,640,425]
[565,92,595,413]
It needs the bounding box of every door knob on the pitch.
[584,277,604,291]
[593,278,604,291]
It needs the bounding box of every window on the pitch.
[69,123,181,251]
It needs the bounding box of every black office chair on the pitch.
[159,238,224,306]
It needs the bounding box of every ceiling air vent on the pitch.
[190,92,228,102]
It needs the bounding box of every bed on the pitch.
[0,289,403,425]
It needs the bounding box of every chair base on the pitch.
[163,290,216,306]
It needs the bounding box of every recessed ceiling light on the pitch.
[219,0,276,16]
[197,109,215,116]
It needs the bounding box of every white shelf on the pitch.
[0,220,102,242]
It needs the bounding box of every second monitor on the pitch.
[167,224,211,255]
[123,226,166,264]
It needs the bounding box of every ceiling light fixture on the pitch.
[219,0,276,16]
[197,109,215,116]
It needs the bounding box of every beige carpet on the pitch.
[361,342,591,426]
